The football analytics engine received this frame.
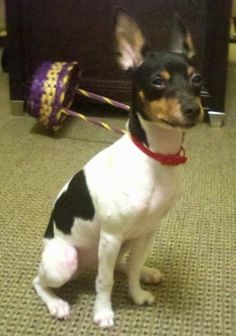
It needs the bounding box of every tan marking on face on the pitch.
[159,71,170,81]
[139,90,182,123]
[139,90,204,125]
[147,98,182,123]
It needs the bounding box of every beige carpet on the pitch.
[0,51,235,335]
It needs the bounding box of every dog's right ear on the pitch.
[114,9,146,71]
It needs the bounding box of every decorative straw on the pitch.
[61,108,127,136]
[77,89,130,111]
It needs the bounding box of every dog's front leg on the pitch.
[94,230,122,328]
[127,233,156,305]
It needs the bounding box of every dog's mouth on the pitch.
[159,117,199,129]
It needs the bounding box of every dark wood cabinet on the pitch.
[5,0,231,114]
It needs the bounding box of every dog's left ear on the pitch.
[169,14,195,59]
[114,9,146,71]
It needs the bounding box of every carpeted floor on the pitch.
[0,47,235,335]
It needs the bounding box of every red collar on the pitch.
[131,135,187,165]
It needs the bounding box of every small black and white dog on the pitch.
[33,9,203,328]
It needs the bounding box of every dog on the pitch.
[33,9,203,329]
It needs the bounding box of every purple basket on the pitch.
[28,61,80,131]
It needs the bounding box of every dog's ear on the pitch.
[114,9,146,71]
[169,14,195,59]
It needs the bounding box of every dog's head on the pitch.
[114,9,204,130]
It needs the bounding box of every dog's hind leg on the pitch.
[33,238,79,320]
[115,241,130,274]
[116,240,164,284]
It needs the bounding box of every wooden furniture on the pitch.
[5,0,232,117]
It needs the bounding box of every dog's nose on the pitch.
[183,103,201,119]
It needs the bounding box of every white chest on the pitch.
[119,168,180,239]
[87,146,181,238]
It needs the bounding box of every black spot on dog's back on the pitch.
[44,170,95,238]
[44,212,54,239]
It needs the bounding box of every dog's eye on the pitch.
[190,74,203,87]
[150,76,167,90]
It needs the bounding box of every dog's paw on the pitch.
[47,299,70,320]
[141,267,165,284]
[94,308,115,329]
[131,289,155,306]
